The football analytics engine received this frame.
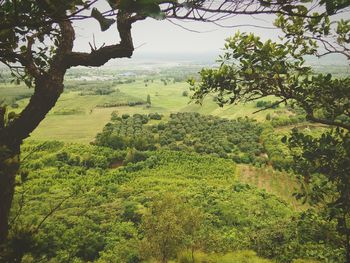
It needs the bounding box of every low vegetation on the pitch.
[2,141,341,262]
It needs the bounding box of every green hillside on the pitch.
[4,141,339,262]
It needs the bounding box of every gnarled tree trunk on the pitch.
[0,13,134,246]
[0,143,19,244]
[0,75,66,244]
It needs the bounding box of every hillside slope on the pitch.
[3,141,340,262]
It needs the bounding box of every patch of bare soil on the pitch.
[109,160,123,169]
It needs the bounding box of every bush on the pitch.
[123,148,148,165]
[149,113,162,120]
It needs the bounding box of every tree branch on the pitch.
[252,98,287,114]
[33,194,73,234]
[163,0,324,22]
[66,43,133,67]
[1,20,75,147]
[307,113,350,131]
[8,188,27,229]
[65,12,134,68]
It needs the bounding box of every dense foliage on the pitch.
[286,128,350,260]
[95,112,268,165]
[1,141,342,262]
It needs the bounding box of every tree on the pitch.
[140,194,203,263]
[286,128,350,261]
[189,0,350,261]
[0,0,135,243]
[0,0,327,244]
[146,94,151,108]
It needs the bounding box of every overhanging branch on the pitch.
[307,114,350,131]
[66,44,134,67]
[65,12,134,68]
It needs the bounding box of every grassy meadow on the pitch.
[4,78,289,143]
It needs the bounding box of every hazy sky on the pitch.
[73,1,281,56]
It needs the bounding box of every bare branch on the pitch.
[252,98,287,114]
[8,189,27,229]
[33,194,73,234]
[166,19,216,33]
[65,12,134,68]
[307,113,350,131]
[66,44,133,67]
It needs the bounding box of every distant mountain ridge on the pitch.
[102,51,348,68]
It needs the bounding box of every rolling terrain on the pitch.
[0,65,344,262]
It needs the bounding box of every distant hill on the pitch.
[103,51,221,68]
[100,51,349,70]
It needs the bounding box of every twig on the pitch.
[252,98,287,114]
[166,18,216,33]
[21,141,49,162]
[33,194,73,234]
[8,189,27,229]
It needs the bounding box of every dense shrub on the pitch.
[148,112,162,120]
[96,112,266,165]
[6,143,341,263]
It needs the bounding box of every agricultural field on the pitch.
[0,83,33,106]
[1,68,295,143]
[95,112,266,164]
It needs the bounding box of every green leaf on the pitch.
[106,0,118,9]
[119,0,166,20]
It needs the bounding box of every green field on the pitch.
[2,78,290,143]
[237,164,304,210]
[0,70,310,202]
[0,83,33,105]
